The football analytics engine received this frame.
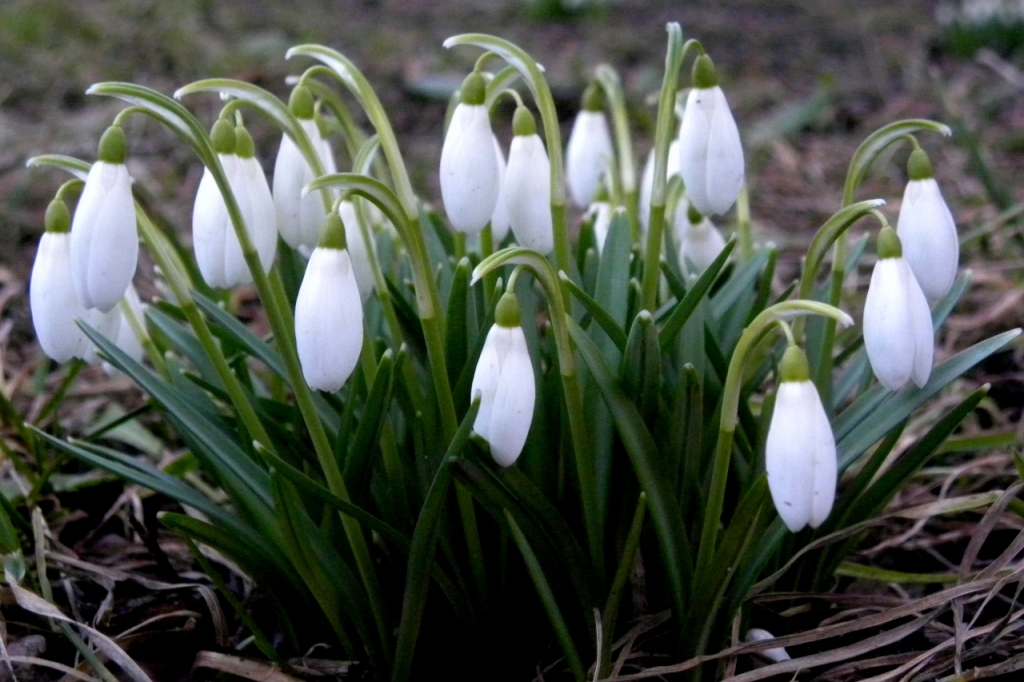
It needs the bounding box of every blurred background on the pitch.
[1,0,1022,379]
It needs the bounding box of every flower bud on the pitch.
[766,345,837,532]
[471,292,536,467]
[439,72,501,234]
[565,85,614,207]
[863,227,934,391]
[70,125,138,312]
[896,149,958,303]
[295,212,363,392]
[504,106,553,254]
[677,55,745,216]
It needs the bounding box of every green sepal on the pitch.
[494,292,521,328]
[45,199,71,234]
[460,71,486,106]
[210,119,236,155]
[692,54,719,89]
[318,212,348,250]
[512,106,537,137]
[876,225,902,260]
[779,344,811,383]
[289,85,315,120]
[97,125,127,164]
[907,148,933,181]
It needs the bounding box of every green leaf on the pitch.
[344,349,397,496]
[559,274,627,352]
[193,292,288,378]
[568,317,692,628]
[445,259,472,387]
[659,238,736,351]
[620,311,661,425]
[26,154,91,180]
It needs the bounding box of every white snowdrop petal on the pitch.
[505,134,553,254]
[486,330,536,467]
[236,156,279,276]
[440,104,501,234]
[678,88,713,216]
[470,328,503,439]
[82,305,123,365]
[114,285,146,364]
[490,136,511,243]
[193,156,234,289]
[31,233,90,362]
[863,259,916,391]
[339,201,375,302]
[295,248,363,392]
[745,629,791,663]
[590,202,613,255]
[679,217,726,274]
[566,110,614,207]
[897,178,959,302]
[704,88,745,216]
[808,387,838,529]
[766,381,818,532]
[901,259,935,388]
[70,162,138,312]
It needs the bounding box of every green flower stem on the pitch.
[640,28,700,314]
[595,64,639,241]
[480,224,496,308]
[484,65,524,110]
[117,295,166,378]
[473,248,605,582]
[444,34,572,286]
[736,183,752,261]
[696,301,852,584]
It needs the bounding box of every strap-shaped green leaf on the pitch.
[659,238,736,351]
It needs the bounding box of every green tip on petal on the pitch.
[494,292,522,328]
[234,125,255,159]
[289,85,315,120]
[687,202,703,225]
[44,198,71,234]
[876,225,902,260]
[692,54,719,89]
[582,83,603,112]
[97,126,127,164]
[780,345,811,383]
[460,72,486,106]
[512,106,536,137]
[318,212,347,250]
[211,119,236,155]
[907,148,933,181]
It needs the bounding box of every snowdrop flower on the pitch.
[504,106,553,254]
[70,125,138,312]
[440,72,501,234]
[471,292,536,467]
[337,199,375,302]
[766,345,837,532]
[745,629,791,663]
[639,137,681,235]
[31,199,91,362]
[273,86,338,250]
[193,120,278,289]
[490,135,511,243]
[295,212,363,392]
[896,148,958,303]
[677,202,726,274]
[864,226,934,391]
[111,284,146,366]
[677,54,744,217]
[565,84,614,207]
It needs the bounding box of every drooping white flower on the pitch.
[337,200,375,302]
[440,72,500,234]
[896,149,958,303]
[677,202,726,274]
[504,106,553,254]
[639,138,681,235]
[863,227,934,391]
[490,135,511,243]
[295,212,363,392]
[471,292,536,467]
[273,88,338,250]
[193,121,278,289]
[745,629,791,663]
[766,345,837,533]
[80,306,124,366]
[112,284,146,366]
[31,201,90,362]
[677,54,744,217]
[565,86,614,207]
[70,126,138,312]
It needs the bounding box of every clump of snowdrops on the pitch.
[18,23,1019,681]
